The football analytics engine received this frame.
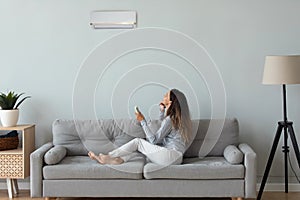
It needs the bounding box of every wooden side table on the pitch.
[0,125,35,198]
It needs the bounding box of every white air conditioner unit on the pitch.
[90,11,137,29]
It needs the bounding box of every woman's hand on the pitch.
[159,102,166,112]
[135,112,145,122]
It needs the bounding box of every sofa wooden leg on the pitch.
[45,198,57,200]
[231,197,243,200]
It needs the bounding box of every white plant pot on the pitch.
[0,109,19,127]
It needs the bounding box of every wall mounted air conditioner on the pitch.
[90,10,137,29]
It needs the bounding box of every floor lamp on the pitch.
[257,55,300,200]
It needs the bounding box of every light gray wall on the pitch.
[1,0,300,184]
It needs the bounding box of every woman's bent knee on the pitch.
[133,138,143,143]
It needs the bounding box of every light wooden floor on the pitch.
[0,190,299,200]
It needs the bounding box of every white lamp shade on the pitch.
[262,55,300,85]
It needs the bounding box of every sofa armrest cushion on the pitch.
[238,143,257,198]
[223,145,243,164]
[30,142,54,197]
[44,145,67,165]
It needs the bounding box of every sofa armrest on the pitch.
[238,143,257,199]
[30,142,53,197]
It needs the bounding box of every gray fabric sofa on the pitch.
[30,118,257,199]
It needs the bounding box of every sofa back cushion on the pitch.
[184,118,239,157]
[52,119,145,156]
[52,118,239,157]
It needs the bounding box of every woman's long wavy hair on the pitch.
[166,89,192,143]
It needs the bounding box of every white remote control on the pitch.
[134,106,140,114]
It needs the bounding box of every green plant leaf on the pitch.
[10,92,20,109]
[0,91,31,110]
[0,93,12,109]
[0,94,8,109]
[15,96,31,109]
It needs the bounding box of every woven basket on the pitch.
[0,136,19,151]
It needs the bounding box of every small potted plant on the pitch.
[0,91,31,127]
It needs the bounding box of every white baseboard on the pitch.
[1,181,299,192]
[256,183,300,192]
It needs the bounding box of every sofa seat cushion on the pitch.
[143,157,244,180]
[43,155,145,180]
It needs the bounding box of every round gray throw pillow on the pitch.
[223,145,243,164]
[44,146,67,165]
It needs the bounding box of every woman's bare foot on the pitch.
[88,151,96,160]
[99,154,124,165]
[88,151,103,164]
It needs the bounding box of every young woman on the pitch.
[88,89,192,165]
